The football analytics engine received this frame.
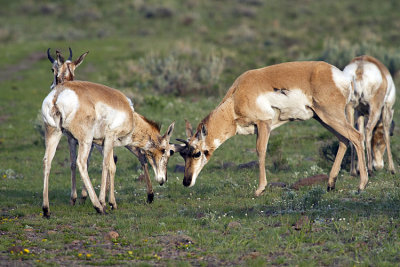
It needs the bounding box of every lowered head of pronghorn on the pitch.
[47,48,88,89]
[139,119,176,185]
[176,120,213,187]
[372,120,395,170]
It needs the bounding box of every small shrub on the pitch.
[138,49,224,96]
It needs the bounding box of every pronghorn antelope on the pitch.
[47,48,157,207]
[48,47,88,90]
[41,80,175,217]
[343,55,396,175]
[177,61,368,195]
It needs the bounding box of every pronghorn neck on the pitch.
[131,112,161,149]
[199,98,237,154]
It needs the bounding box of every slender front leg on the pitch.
[365,102,383,175]
[76,141,105,214]
[138,150,154,203]
[255,121,271,197]
[42,126,63,218]
[107,149,117,209]
[99,137,114,210]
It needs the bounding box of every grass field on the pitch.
[1,0,400,266]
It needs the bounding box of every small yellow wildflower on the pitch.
[154,254,161,260]
[78,253,82,257]
[42,239,47,242]
[86,254,92,258]
[128,251,133,255]
[2,174,6,178]
[143,239,148,243]
[23,249,30,253]
[10,251,14,254]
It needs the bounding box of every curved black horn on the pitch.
[47,48,55,63]
[176,138,189,146]
[68,47,72,61]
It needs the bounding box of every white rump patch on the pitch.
[256,89,313,123]
[331,66,352,102]
[41,89,57,127]
[56,89,80,127]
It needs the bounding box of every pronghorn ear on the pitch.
[164,122,175,141]
[195,124,207,141]
[73,51,89,68]
[185,119,193,138]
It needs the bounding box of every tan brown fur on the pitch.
[42,80,175,217]
[179,61,368,195]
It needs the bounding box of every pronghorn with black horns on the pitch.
[47,48,160,208]
[47,47,88,89]
[177,61,368,195]
[42,72,176,217]
[343,55,396,175]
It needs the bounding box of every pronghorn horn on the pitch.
[176,138,189,146]
[68,47,72,61]
[47,48,55,63]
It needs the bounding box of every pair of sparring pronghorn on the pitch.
[42,48,395,217]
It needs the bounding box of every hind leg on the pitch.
[42,126,63,218]
[314,108,368,191]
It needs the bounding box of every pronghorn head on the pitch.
[372,120,395,170]
[47,48,88,89]
[176,120,213,187]
[143,122,176,185]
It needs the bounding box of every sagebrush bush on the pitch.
[138,49,225,96]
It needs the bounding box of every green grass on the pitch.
[1,0,400,265]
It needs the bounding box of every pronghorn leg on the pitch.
[255,121,271,197]
[99,137,114,210]
[365,103,383,175]
[67,136,78,205]
[382,106,396,174]
[77,141,105,214]
[137,149,154,203]
[317,113,367,191]
[107,149,117,210]
[346,105,357,177]
[80,144,95,202]
[355,115,365,174]
[42,126,63,218]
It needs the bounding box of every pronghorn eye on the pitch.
[161,149,166,154]
[193,151,201,158]
[204,150,209,156]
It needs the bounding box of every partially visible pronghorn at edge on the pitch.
[343,55,396,175]
[176,61,368,195]
[47,48,158,207]
[42,61,176,218]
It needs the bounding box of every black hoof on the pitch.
[42,207,50,218]
[327,186,335,192]
[147,193,154,203]
[94,206,107,215]
[70,198,76,206]
[368,170,374,176]
[109,202,117,210]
